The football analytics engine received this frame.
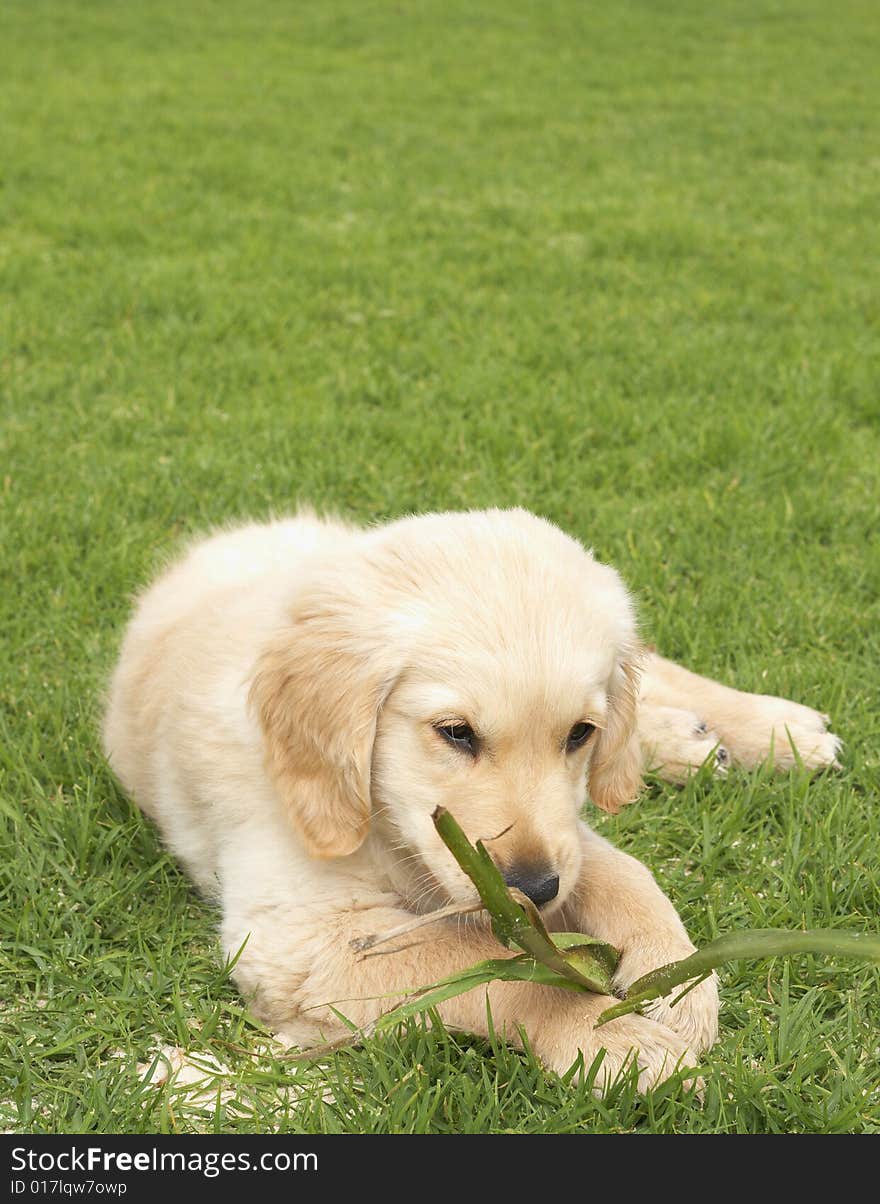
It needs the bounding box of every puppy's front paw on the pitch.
[566,1010,699,1094]
[535,990,701,1094]
[640,974,719,1055]
[727,697,842,772]
[601,1014,700,1094]
[614,943,720,1056]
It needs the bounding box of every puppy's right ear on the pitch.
[249,591,398,859]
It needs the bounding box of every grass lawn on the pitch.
[2,0,879,1134]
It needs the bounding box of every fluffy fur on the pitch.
[103,508,840,1091]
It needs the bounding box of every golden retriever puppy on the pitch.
[102,508,839,1091]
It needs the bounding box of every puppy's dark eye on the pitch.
[566,722,596,752]
[436,723,478,756]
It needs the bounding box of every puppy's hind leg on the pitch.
[636,700,729,784]
[638,652,842,773]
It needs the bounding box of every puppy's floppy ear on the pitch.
[249,585,398,859]
[588,650,644,814]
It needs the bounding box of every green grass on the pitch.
[2,0,879,1134]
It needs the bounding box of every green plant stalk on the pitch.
[596,928,880,1024]
[432,806,618,991]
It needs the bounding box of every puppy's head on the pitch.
[249,509,642,910]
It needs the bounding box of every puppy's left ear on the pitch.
[588,651,644,814]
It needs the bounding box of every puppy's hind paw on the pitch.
[730,698,843,772]
[787,724,843,772]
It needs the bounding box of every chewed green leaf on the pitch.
[374,961,507,1028]
[551,929,621,987]
[551,932,616,951]
[557,950,615,994]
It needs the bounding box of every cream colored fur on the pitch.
[103,508,840,1092]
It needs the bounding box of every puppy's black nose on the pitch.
[503,866,560,907]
